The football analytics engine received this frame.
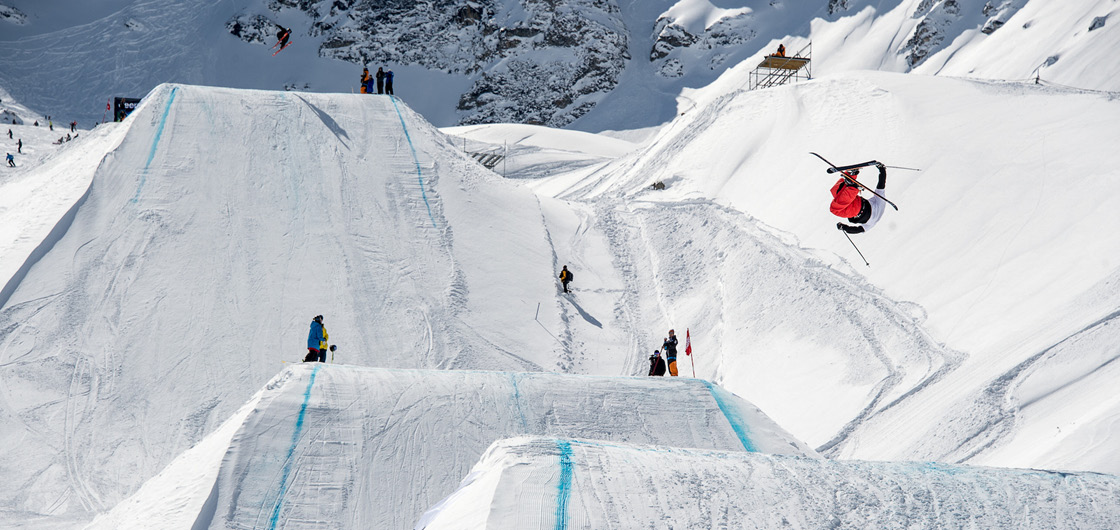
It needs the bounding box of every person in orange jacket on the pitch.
[360,68,372,93]
[831,162,888,234]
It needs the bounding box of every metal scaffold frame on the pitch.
[749,42,812,90]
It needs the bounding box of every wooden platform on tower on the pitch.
[749,43,812,90]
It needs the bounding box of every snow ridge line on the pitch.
[132,85,178,204]
[555,439,573,530]
[267,364,321,530]
[388,95,437,228]
[701,381,757,452]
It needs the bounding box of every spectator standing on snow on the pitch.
[306,315,329,363]
[385,70,395,95]
[376,67,386,94]
[16,138,21,153]
[648,350,666,376]
[662,330,679,376]
[558,265,573,293]
[361,68,372,94]
[70,121,76,132]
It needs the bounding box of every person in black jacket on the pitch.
[662,330,679,376]
[375,67,386,94]
[276,26,291,49]
[648,350,666,376]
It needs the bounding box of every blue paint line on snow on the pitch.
[701,380,757,452]
[267,364,321,530]
[389,95,438,228]
[508,372,530,432]
[555,439,573,530]
[133,86,178,204]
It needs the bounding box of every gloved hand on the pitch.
[875,162,885,169]
[836,222,846,231]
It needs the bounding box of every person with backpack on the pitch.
[662,330,679,376]
[558,265,573,293]
[648,350,666,376]
[832,162,888,234]
[306,315,329,362]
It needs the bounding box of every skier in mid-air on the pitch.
[276,25,292,50]
[831,162,888,234]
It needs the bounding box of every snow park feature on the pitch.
[418,436,1120,529]
[2,1,1120,528]
[86,365,815,529]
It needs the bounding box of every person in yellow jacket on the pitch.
[306,315,329,362]
[558,265,574,293]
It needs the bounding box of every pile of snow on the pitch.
[420,436,1120,529]
[89,365,812,529]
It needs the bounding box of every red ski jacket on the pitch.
[830,177,863,218]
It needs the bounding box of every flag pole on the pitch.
[686,329,695,377]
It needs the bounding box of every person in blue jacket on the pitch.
[306,315,328,362]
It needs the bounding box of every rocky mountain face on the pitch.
[231,0,628,127]
[223,0,1055,127]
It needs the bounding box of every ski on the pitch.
[825,160,880,174]
[810,152,898,211]
[272,41,292,56]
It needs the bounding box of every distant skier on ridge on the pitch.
[831,162,888,234]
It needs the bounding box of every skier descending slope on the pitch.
[831,162,889,234]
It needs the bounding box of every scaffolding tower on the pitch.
[749,42,812,90]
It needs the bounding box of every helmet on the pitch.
[314,315,323,322]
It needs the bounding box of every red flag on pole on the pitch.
[686,328,695,377]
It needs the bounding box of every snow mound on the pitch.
[181,365,812,530]
[419,435,1120,529]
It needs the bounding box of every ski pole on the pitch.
[885,165,921,171]
[842,232,870,266]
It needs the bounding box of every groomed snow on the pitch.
[419,436,1120,529]
[113,365,812,530]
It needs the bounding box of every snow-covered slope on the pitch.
[0,83,608,524]
[420,436,1120,529]
[89,365,813,530]
[455,67,1120,473]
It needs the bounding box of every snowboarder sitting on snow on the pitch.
[775,43,786,57]
[648,350,666,376]
[831,162,887,234]
[306,315,328,363]
[663,330,679,376]
[276,26,292,49]
[558,265,573,293]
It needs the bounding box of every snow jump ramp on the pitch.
[96,365,814,530]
